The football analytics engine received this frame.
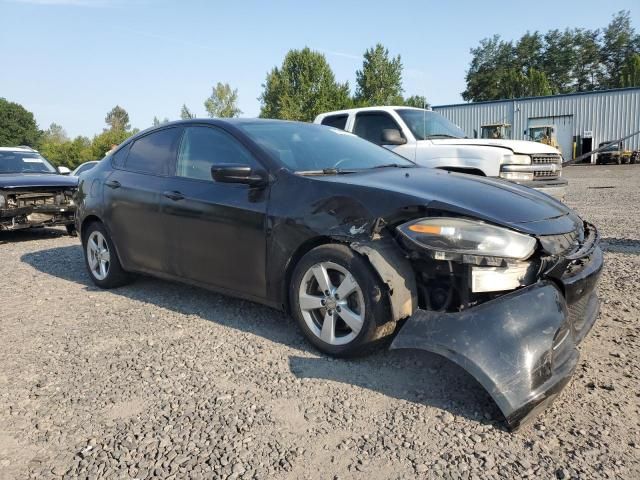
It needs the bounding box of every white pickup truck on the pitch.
[314,106,567,200]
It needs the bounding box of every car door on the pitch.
[352,111,416,160]
[102,127,182,274]
[162,125,268,299]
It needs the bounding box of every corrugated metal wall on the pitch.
[433,88,640,159]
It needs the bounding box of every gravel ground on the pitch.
[1,165,639,480]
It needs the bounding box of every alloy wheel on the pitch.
[87,230,111,281]
[298,261,365,346]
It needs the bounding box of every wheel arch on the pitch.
[282,235,337,313]
[80,214,103,242]
[282,235,417,323]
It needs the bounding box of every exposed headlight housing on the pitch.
[397,217,537,260]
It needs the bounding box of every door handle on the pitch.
[105,180,121,189]
[163,190,185,201]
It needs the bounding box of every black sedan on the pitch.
[76,119,602,429]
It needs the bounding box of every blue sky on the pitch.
[1,0,638,138]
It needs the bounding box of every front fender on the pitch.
[390,281,596,429]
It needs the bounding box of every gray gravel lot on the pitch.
[1,165,639,479]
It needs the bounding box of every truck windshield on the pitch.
[395,109,466,140]
[0,151,58,174]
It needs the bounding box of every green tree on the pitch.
[462,35,516,101]
[152,116,170,127]
[204,83,242,118]
[601,11,640,87]
[621,53,640,87]
[0,98,40,147]
[524,68,552,97]
[403,95,429,108]
[90,129,133,160]
[463,13,640,100]
[514,31,545,73]
[542,29,577,93]
[572,29,602,91]
[355,44,404,105]
[180,104,195,119]
[41,122,69,144]
[40,136,92,169]
[259,47,351,121]
[105,105,130,131]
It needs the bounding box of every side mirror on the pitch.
[211,163,267,187]
[381,129,407,145]
[58,166,71,175]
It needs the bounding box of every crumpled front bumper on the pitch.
[391,243,603,430]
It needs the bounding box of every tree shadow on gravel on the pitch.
[600,237,640,255]
[21,244,504,429]
[0,227,68,245]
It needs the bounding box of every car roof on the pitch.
[0,146,39,152]
[314,106,429,121]
[130,117,322,138]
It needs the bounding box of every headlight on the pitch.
[397,217,537,260]
[501,154,531,165]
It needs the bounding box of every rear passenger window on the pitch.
[125,128,182,176]
[353,112,402,145]
[110,144,129,168]
[321,114,348,130]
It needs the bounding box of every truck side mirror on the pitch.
[381,129,407,145]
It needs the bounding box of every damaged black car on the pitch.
[76,119,602,429]
[0,147,77,233]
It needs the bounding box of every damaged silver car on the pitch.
[0,147,77,233]
[75,119,602,429]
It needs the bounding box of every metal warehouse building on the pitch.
[433,87,640,162]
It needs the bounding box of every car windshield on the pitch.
[238,121,415,173]
[0,151,58,174]
[395,109,466,140]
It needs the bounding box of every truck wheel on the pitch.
[290,244,395,357]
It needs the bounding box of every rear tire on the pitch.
[82,221,132,288]
[290,244,396,357]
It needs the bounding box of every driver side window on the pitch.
[353,112,402,146]
[176,126,258,181]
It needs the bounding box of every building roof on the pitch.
[433,87,640,109]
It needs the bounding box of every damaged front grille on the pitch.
[13,192,56,207]
[1,188,76,230]
[5,190,74,209]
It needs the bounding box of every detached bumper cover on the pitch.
[391,244,603,430]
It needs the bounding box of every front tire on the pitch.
[290,244,395,357]
[82,222,132,288]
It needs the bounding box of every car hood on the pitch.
[0,173,78,189]
[310,167,580,235]
[429,138,560,155]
